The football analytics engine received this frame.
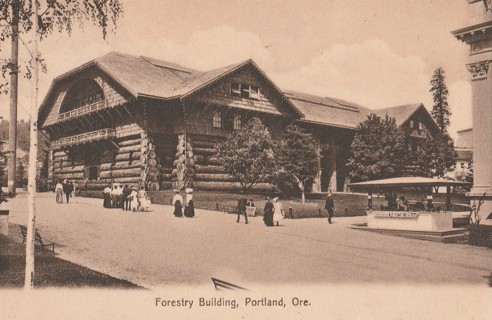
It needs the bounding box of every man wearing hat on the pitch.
[237,192,248,224]
[324,189,335,224]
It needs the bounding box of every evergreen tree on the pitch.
[274,124,318,202]
[430,67,451,133]
[428,132,456,178]
[347,114,406,182]
[214,117,276,193]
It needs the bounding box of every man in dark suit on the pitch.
[324,190,335,224]
[237,192,248,224]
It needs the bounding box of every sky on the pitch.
[0,0,474,138]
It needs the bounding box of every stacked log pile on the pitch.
[171,134,196,190]
[145,139,161,191]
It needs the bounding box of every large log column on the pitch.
[453,1,492,225]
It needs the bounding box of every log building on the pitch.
[38,52,440,196]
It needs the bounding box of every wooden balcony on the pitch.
[51,128,117,149]
[57,98,126,122]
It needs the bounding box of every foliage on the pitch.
[214,117,276,193]
[430,67,451,133]
[455,159,473,193]
[402,130,455,178]
[346,113,406,182]
[0,0,123,92]
[470,193,486,225]
[274,124,318,201]
[15,159,24,184]
[427,132,456,178]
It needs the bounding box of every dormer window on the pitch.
[231,82,260,100]
[249,86,259,100]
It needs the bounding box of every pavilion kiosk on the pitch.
[348,177,471,232]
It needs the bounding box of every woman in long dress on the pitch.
[263,196,274,227]
[172,190,183,217]
[184,188,195,218]
[137,186,149,211]
[103,184,112,208]
[272,197,283,226]
[128,187,139,211]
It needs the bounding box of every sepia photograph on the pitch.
[0,0,491,319]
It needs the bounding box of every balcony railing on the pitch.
[51,128,117,149]
[57,98,126,122]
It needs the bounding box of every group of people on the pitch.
[236,191,336,226]
[103,184,150,212]
[236,193,284,227]
[172,188,195,218]
[54,179,74,204]
[262,196,284,227]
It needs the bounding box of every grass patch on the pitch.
[148,190,379,218]
[0,224,142,289]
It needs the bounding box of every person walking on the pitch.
[64,181,74,203]
[172,190,183,217]
[237,192,248,224]
[325,190,335,224]
[263,196,274,227]
[272,197,284,226]
[122,184,130,211]
[55,180,64,203]
[184,188,195,217]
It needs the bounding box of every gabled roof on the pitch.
[372,103,422,126]
[284,90,371,129]
[39,51,303,119]
[39,52,437,133]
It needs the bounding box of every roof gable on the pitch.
[284,90,370,129]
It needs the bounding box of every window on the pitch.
[461,162,465,169]
[409,120,414,128]
[231,83,241,97]
[86,166,99,180]
[233,114,241,130]
[250,86,259,100]
[418,122,423,130]
[213,111,222,128]
[231,82,260,100]
[241,85,250,98]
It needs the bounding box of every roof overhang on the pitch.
[348,177,471,189]
[180,60,304,118]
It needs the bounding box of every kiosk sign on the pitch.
[375,211,420,219]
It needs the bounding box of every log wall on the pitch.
[51,123,145,191]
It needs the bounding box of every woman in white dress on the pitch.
[272,197,283,226]
[128,186,139,212]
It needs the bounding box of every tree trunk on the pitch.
[25,0,39,290]
[8,0,19,194]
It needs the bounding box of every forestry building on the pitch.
[38,52,440,196]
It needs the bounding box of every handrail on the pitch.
[51,128,116,148]
[57,98,126,122]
